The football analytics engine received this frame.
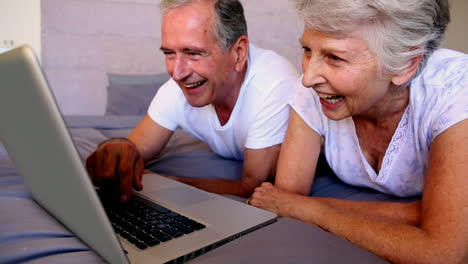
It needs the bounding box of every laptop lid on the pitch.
[0,46,129,263]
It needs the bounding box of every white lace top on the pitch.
[291,49,468,197]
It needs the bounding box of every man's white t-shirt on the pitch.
[291,49,468,197]
[148,44,299,160]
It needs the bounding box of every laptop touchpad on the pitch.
[151,187,214,208]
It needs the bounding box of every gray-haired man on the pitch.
[86,0,298,201]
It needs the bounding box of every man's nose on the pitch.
[170,56,191,81]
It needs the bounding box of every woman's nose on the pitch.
[302,57,326,88]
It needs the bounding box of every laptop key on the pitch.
[163,218,174,224]
[147,219,159,225]
[135,242,148,250]
[182,219,206,230]
[145,239,160,247]
[148,211,160,216]
[152,204,170,214]
[177,225,195,234]
[156,223,168,229]
[152,231,172,242]
[126,236,139,245]
[169,222,182,229]
[192,223,206,230]
[166,212,179,218]
[155,214,168,221]
[162,227,184,238]
[120,231,131,239]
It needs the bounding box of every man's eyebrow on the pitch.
[298,38,307,47]
[159,46,207,53]
[183,46,207,54]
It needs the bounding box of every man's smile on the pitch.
[184,80,206,89]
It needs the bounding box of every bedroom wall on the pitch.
[0,0,41,58]
[41,0,467,115]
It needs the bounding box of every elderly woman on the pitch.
[250,0,467,263]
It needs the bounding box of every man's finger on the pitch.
[133,155,144,191]
[100,145,119,181]
[86,152,99,185]
[118,147,136,202]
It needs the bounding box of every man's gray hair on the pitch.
[160,0,248,51]
[291,0,450,79]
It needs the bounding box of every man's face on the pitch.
[161,1,239,108]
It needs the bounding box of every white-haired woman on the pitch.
[250,0,467,263]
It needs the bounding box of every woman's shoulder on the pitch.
[412,49,467,95]
[421,49,467,81]
[409,49,468,140]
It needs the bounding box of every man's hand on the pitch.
[86,138,144,202]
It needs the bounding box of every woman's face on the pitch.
[300,28,394,120]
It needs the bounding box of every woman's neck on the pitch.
[355,86,409,126]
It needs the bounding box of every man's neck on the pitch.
[213,64,248,126]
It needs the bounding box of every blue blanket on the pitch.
[0,115,415,263]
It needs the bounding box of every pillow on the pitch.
[106,73,170,115]
[108,73,170,86]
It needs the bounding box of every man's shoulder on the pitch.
[157,78,182,94]
[245,44,299,94]
[248,44,298,76]
[155,78,186,104]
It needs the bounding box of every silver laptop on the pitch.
[0,45,277,264]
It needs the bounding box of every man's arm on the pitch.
[128,114,174,163]
[170,144,281,198]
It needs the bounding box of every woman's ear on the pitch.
[231,36,249,72]
[391,54,423,86]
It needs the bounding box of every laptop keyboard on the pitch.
[102,196,206,250]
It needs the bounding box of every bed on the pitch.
[0,73,416,263]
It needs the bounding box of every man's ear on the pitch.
[391,54,423,86]
[231,36,249,72]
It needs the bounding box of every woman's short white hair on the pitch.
[292,0,450,79]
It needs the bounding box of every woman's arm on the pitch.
[275,109,322,194]
[314,198,421,226]
[251,119,468,264]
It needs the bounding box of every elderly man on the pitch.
[86,0,298,201]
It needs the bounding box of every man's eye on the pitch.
[328,54,342,61]
[302,46,311,53]
[162,51,174,56]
